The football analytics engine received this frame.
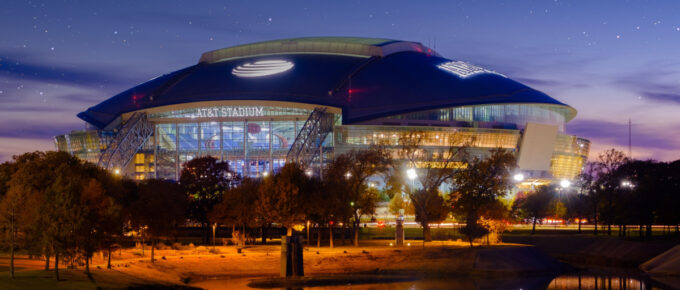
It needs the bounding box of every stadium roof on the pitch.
[78,37,576,129]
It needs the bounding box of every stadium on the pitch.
[55,37,589,188]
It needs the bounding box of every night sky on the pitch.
[1,1,679,162]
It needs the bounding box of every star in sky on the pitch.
[1,0,680,162]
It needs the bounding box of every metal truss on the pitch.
[97,112,153,172]
[286,107,334,169]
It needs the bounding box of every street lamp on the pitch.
[345,171,352,179]
[406,168,417,180]
[113,168,120,175]
[513,173,525,182]
[212,223,217,249]
[262,171,269,177]
[560,179,571,189]
[621,180,634,188]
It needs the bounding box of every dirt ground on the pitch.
[0,240,560,289]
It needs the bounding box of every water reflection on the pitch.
[547,275,670,290]
[192,274,676,290]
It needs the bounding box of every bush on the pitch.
[459,223,489,245]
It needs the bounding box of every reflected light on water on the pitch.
[548,275,649,290]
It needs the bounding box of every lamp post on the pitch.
[396,168,417,246]
[559,179,571,189]
[513,173,524,182]
[212,223,217,250]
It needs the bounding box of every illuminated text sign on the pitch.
[194,106,265,118]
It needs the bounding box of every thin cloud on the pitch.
[567,119,678,151]
[0,55,139,88]
[613,63,680,105]
[0,120,83,139]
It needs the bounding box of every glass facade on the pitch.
[141,105,340,179]
[57,103,588,182]
[374,104,571,132]
[550,136,590,180]
[54,130,114,164]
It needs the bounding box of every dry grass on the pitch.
[0,240,544,289]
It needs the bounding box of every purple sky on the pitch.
[1,1,679,162]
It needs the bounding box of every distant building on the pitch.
[56,37,589,187]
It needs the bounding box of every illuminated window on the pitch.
[437,61,504,78]
[135,153,144,164]
[135,165,145,173]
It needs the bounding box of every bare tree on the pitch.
[395,130,471,241]
[594,149,628,236]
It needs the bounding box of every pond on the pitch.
[190,274,678,290]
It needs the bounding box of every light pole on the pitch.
[560,179,571,189]
[513,173,524,182]
[212,223,217,250]
[396,168,417,246]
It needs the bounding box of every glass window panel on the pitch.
[200,121,221,156]
[155,123,177,180]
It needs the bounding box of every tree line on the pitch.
[0,130,522,279]
[514,149,680,238]
[0,152,190,280]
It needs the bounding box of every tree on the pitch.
[325,147,390,246]
[612,160,662,238]
[131,179,186,263]
[0,182,27,278]
[43,163,88,280]
[310,174,347,248]
[593,149,628,236]
[564,191,589,233]
[78,177,120,274]
[450,149,516,247]
[410,188,449,241]
[0,161,16,198]
[211,177,265,245]
[260,163,310,236]
[478,200,511,244]
[662,161,680,235]
[180,156,233,244]
[388,193,414,218]
[514,186,554,234]
[395,130,471,242]
[3,151,80,280]
[576,162,600,235]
